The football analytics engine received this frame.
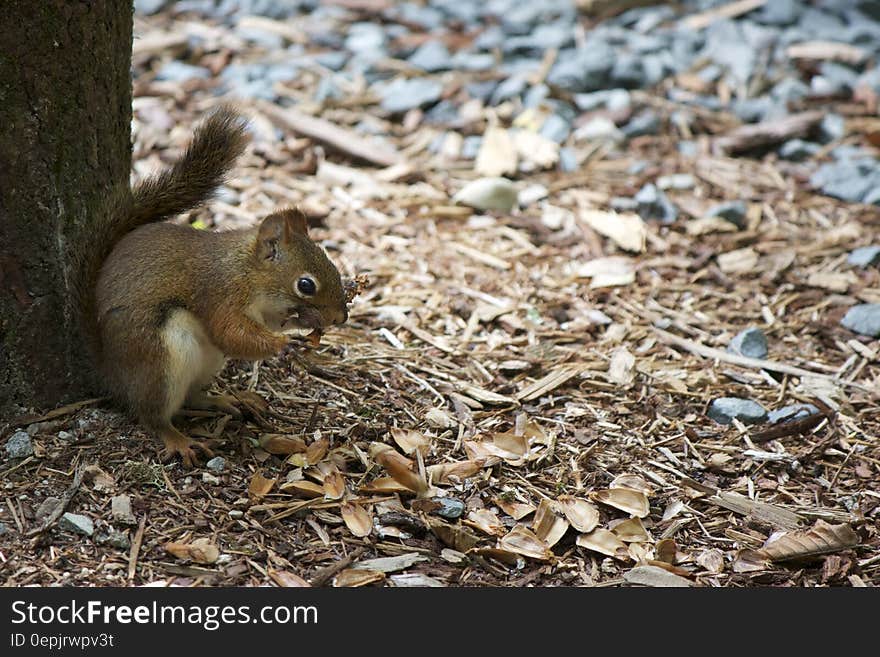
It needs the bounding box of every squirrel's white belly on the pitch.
[161,308,227,412]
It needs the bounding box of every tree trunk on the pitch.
[0,2,132,414]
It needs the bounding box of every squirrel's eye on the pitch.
[297,277,317,296]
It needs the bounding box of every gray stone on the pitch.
[779,139,821,161]
[768,404,820,424]
[610,54,645,88]
[733,96,778,123]
[36,497,61,522]
[505,22,573,53]
[461,136,482,160]
[135,0,169,15]
[622,111,660,138]
[236,26,284,49]
[799,8,846,38]
[540,114,571,144]
[810,160,880,202]
[490,75,528,105]
[452,52,495,72]
[57,430,75,442]
[678,141,699,158]
[466,80,498,102]
[434,497,465,520]
[573,88,631,113]
[635,183,677,223]
[206,456,227,474]
[5,431,33,459]
[0,522,7,536]
[841,304,880,337]
[707,398,768,425]
[523,84,550,108]
[379,78,443,113]
[819,113,846,143]
[155,61,211,83]
[100,531,131,550]
[848,245,880,267]
[728,327,768,359]
[312,51,348,72]
[60,513,94,537]
[547,43,614,92]
[610,197,639,212]
[409,40,451,73]
[574,116,623,144]
[474,25,505,51]
[111,495,137,525]
[755,0,803,25]
[345,22,386,54]
[558,147,578,172]
[391,3,444,30]
[771,77,810,103]
[707,201,747,229]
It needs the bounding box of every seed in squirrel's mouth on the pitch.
[306,328,323,347]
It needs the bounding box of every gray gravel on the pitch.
[708,398,768,425]
[5,431,33,459]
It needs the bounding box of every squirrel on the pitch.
[72,107,350,467]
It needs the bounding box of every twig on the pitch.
[257,101,402,167]
[652,327,874,394]
[682,0,767,31]
[128,515,147,582]
[25,465,85,537]
[309,546,367,587]
[714,110,824,155]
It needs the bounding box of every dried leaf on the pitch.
[756,521,859,562]
[498,526,553,561]
[717,247,758,274]
[430,519,480,552]
[476,124,517,177]
[574,256,635,288]
[624,565,692,587]
[427,459,485,484]
[497,499,536,521]
[341,502,373,538]
[268,570,311,587]
[164,538,220,565]
[322,471,346,500]
[607,347,636,387]
[279,480,324,498]
[533,499,569,547]
[358,477,414,494]
[333,568,385,587]
[353,553,428,573]
[370,443,429,495]
[248,471,277,501]
[556,496,600,533]
[305,437,329,465]
[592,488,650,518]
[610,474,654,496]
[466,509,506,536]
[576,529,630,560]
[610,517,650,543]
[390,427,431,456]
[696,548,725,574]
[580,210,646,253]
[492,431,529,461]
[655,538,678,564]
[259,434,307,455]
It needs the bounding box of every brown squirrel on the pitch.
[73,107,349,467]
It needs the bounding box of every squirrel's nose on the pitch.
[324,307,348,325]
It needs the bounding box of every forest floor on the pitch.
[1,1,879,587]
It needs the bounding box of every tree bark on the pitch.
[0,1,132,414]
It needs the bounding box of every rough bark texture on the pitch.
[0,1,132,414]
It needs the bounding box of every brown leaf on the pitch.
[164,538,220,564]
[655,538,678,564]
[358,477,413,494]
[426,459,485,484]
[496,499,536,520]
[610,517,650,543]
[268,570,311,587]
[498,526,553,561]
[466,509,506,537]
[592,488,650,518]
[370,443,429,495]
[279,480,324,498]
[756,521,859,562]
[532,499,569,547]
[322,471,346,500]
[430,519,480,552]
[248,471,276,501]
[491,431,529,462]
[556,496,600,533]
[259,434,307,455]
[305,437,329,465]
[623,565,692,588]
[341,502,373,538]
[696,548,725,574]
[576,529,630,560]
[333,568,385,587]
[390,427,431,456]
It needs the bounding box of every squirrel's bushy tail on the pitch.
[73,106,250,359]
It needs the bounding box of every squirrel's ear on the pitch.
[282,208,309,236]
[256,213,286,260]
